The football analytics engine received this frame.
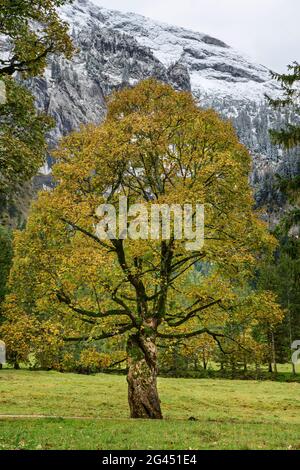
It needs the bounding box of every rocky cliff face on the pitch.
[25,0,298,222]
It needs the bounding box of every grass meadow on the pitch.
[0,369,300,450]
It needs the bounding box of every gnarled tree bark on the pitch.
[127,330,162,419]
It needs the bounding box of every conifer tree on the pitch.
[263,63,300,372]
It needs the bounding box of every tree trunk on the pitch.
[271,331,278,374]
[127,332,162,419]
[202,353,207,370]
[267,331,273,373]
[255,361,261,380]
[287,302,296,375]
[242,333,247,373]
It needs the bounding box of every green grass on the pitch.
[0,369,300,450]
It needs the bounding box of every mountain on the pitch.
[25,0,298,222]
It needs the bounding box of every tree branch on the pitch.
[60,217,115,251]
[166,299,222,327]
[63,323,134,342]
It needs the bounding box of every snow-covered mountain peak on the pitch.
[24,0,294,216]
[59,0,278,103]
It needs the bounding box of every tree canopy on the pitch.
[0,77,53,198]
[267,63,300,149]
[0,0,74,77]
[0,0,74,221]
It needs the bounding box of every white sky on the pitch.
[91,0,299,72]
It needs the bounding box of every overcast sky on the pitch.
[92,0,298,72]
